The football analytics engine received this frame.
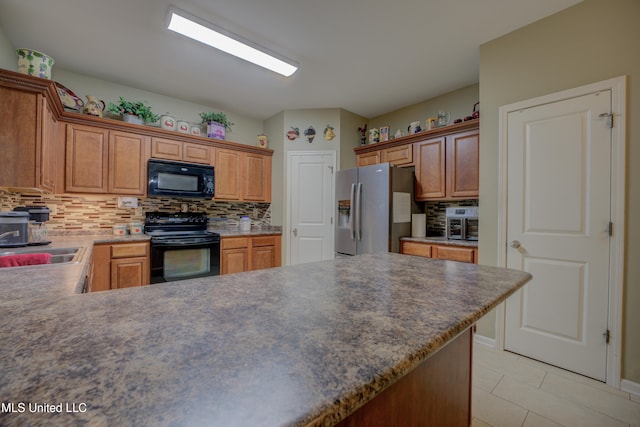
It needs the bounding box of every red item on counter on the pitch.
[0,253,52,268]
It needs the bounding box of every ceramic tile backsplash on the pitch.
[0,190,271,235]
[425,199,478,236]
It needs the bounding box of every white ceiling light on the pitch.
[167,7,298,77]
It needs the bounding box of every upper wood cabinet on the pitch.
[151,137,211,164]
[415,129,479,200]
[65,123,149,195]
[213,148,272,202]
[356,151,381,167]
[0,71,60,193]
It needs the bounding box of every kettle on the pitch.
[83,95,105,117]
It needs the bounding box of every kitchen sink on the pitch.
[0,246,85,266]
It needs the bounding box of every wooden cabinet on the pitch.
[213,149,272,202]
[356,151,381,167]
[400,240,477,264]
[382,144,413,166]
[415,130,479,200]
[90,241,150,292]
[356,144,414,168]
[151,137,211,164]
[65,124,149,195]
[221,235,281,275]
[0,82,58,192]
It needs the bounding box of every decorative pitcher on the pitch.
[83,95,105,117]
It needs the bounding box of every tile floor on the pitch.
[472,343,640,427]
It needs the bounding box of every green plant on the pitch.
[107,97,159,123]
[199,111,234,131]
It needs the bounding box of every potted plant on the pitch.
[200,111,233,140]
[107,97,160,125]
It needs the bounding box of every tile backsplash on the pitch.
[0,190,271,235]
[424,199,478,236]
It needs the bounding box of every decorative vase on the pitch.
[16,48,55,79]
[160,113,176,131]
[177,120,190,134]
[207,121,225,140]
[123,114,144,125]
[83,95,105,117]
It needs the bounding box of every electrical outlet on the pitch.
[118,197,138,208]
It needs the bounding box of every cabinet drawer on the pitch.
[221,237,249,250]
[432,245,476,263]
[111,242,149,258]
[401,241,432,258]
[252,235,279,247]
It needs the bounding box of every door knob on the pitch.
[510,240,521,249]
[292,228,298,237]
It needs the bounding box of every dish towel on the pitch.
[0,253,52,268]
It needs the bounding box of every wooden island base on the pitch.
[335,328,472,427]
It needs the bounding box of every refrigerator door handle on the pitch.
[349,183,356,240]
[355,182,362,241]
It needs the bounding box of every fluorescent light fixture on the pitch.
[167,7,298,77]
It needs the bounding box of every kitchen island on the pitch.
[0,252,531,426]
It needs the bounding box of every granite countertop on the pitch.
[0,252,530,427]
[401,236,479,248]
[209,226,282,237]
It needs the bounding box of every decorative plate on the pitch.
[55,82,84,112]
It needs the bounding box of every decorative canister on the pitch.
[177,120,190,134]
[16,48,55,79]
[160,113,176,131]
[190,124,202,136]
[239,216,251,232]
[128,222,143,235]
[113,224,128,235]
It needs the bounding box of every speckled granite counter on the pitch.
[208,226,282,237]
[0,252,530,427]
[401,236,478,247]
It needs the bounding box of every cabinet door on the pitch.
[183,142,211,164]
[90,244,112,292]
[65,124,109,193]
[243,153,271,202]
[446,130,479,198]
[221,248,249,274]
[40,96,57,192]
[213,148,242,200]
[357,151,381,167]
[109,131,150,195]
[151,137,182,161]
[414,137,446,200]
[382,145,413,166]
[432,245,476,264]
[111,257,149,289]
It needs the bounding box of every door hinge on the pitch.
[608,221,613,236]
[328,165,334,174]
[599,112,614,128]
[604,329,610,344]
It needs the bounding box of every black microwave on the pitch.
[148,159,214,199]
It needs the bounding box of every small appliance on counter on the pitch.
[0,211,30,247]
[445,207,479,241]
[13,206,51,245]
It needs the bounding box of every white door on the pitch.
[504,90,612,381]
[288,151,335,265]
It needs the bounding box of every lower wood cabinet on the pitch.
[221,235,281,275]
[400,240,477,264]
[89,241,150,292]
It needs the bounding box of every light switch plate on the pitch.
[118,197,139,208]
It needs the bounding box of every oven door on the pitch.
[150,239,220,284]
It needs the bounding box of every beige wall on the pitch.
[369,84,479,138]
[0,25,15,70]
[478,0,640,383]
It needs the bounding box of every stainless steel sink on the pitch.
[0,246,85,266]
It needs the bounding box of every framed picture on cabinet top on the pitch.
[380,125,390,142]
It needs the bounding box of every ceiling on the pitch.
[0,0,582,120]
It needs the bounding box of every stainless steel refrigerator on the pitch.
[335,163,419,256]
